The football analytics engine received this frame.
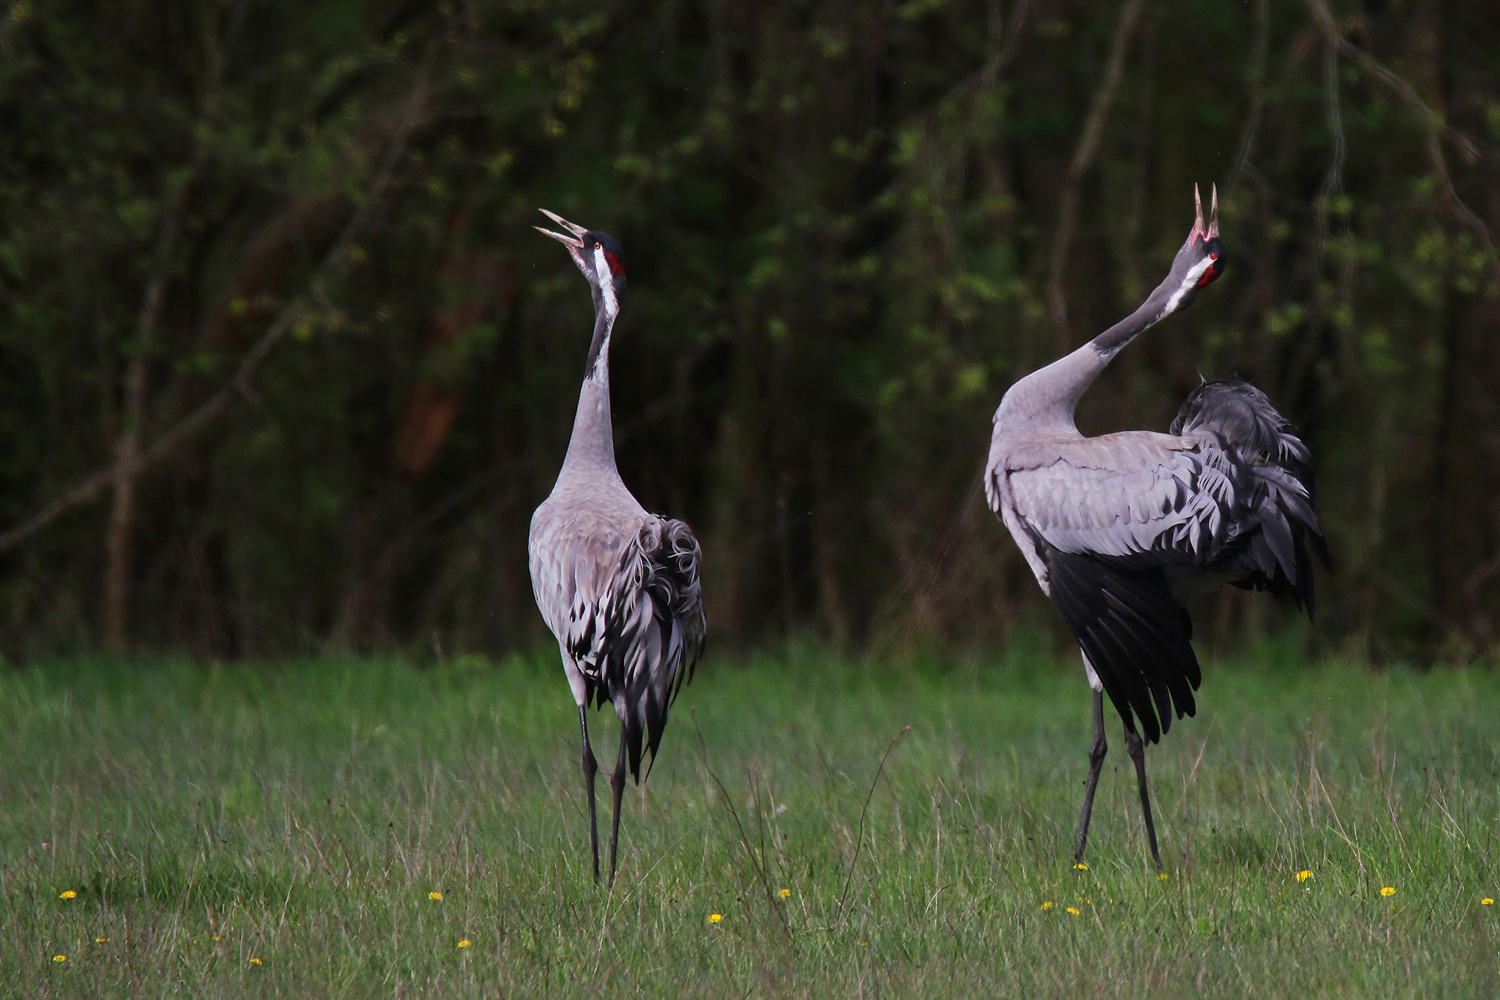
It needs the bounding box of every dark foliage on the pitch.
[0,0,1495,661]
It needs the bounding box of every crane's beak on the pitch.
[1192,184,1220,241]
[534,208,588,248]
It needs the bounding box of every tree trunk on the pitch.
[102,192,184,655]
[1427,0,1500,651]
[391,206,515,481]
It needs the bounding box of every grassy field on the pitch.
[1,639,1497,998]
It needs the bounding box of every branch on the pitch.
[963,0,1032,98]
[1046,0,1146,347]
[0,47,435,558]
[102,167,195,651]
[1303,0,1492,249]
[1311,14,1348,289]
[1226,0,1271,193]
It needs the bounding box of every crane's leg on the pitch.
[1123,727,1163,868]
[606,728,629,887]
[1074,690,1109,861]
[578,705,600,884]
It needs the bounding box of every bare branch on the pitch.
[1303,0,1492,249]
[102,171,193,652]
[1227,0,1271,193]
[1046,0,1146,347]
[0,47,436,558]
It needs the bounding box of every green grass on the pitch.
[1,643,1498,997]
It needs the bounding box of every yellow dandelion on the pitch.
[52,954,67,963]
[707,913,723,924]
[778,888,791,898]
[1296,870,1311,882]
[95,937,107,944]
[1482,898,1494,906]
[1040,900,1054,910]
[1066,907,1081,915]
[428,891,443,901]
[457,939,472,948]
[1073,862,1089,871]
[212,935,221,942]
[58,890,77,900]
[1158,873,1169,881]
[1380,886,1395,897]
[249,957,263,966]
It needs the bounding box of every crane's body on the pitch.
[529,211,705,885]
[985,187,1327,864]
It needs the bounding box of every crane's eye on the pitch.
[593,242,601,250]
[1209,252,1218,260]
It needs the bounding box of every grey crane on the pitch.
[984,186,1328,866]
[529,210,706,886]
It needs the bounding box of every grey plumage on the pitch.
[985,186,1328,864]
[530,495,704,778]
[529,211,705,884]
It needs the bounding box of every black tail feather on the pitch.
[1048,546,1200,744]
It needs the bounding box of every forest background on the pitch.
[0,0,1496,666]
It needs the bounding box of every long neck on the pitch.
[560,303,619,475]
[1000,270,1184,432]
[1089,268,1186,361]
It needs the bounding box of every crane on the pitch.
[984,186,1328,866]
[529,210,706,886]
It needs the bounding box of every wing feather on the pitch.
[1005,433,1229,567]
[530,506,707,780]
[988,381,1324,741]
[1171,380,1332,613]
[529,508,634,710]
[608,516,706,780]
[1046,544,1200,743]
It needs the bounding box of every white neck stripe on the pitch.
[594,244,618,319]
[1164,256,1214,315]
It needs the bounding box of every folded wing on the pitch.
[996,381,1327,741]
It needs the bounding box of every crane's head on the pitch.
[1160,184,1224,311]
[535,209,627,318]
